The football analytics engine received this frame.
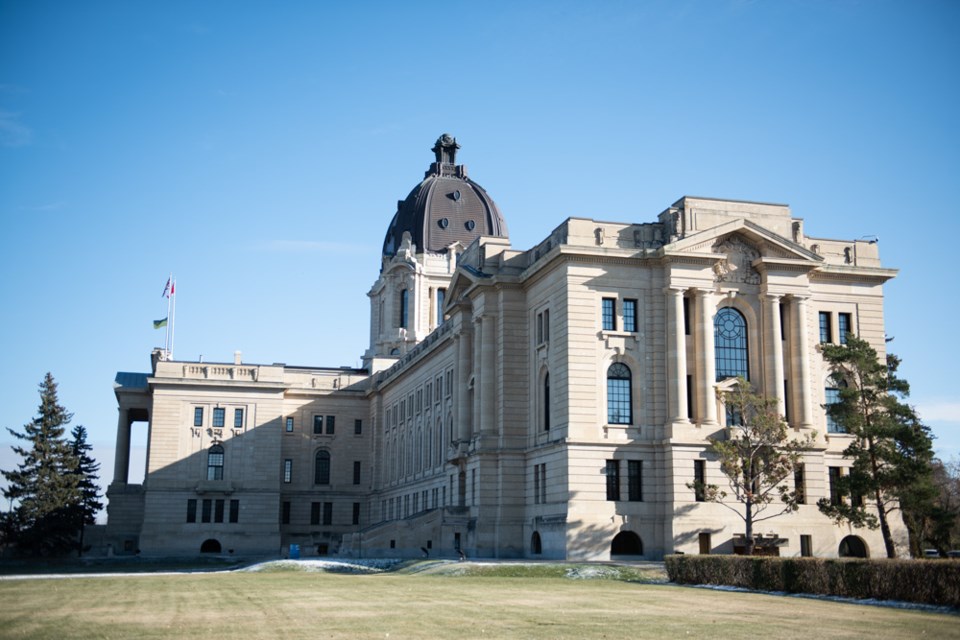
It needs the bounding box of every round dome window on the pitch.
[438,218,449,229]
[453,190,461,201]
[465,220,476,231]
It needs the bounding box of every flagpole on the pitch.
[165,272,172,356]
[170,277,176,359]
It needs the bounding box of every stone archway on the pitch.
[611,531,643,556]
[200,538,222,554]
[838,535,868,558]
[530,531,542,555]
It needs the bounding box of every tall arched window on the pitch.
[425,424,433,470]
[825,379,848,433]
[314,450,331,485]
[207,445,224,480]
[399,289,409,328]
[607,363,632,424]
[715,307,749,381]
[543,373,551,431]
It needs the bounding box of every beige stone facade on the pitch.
[106,138,906,560]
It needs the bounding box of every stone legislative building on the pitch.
[105,135,904,560]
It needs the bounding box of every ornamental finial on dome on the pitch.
[432,133,460,165]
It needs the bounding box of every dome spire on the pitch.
[432,133,460,166]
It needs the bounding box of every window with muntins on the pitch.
[186,499,197,523]
[602,298,616,331]
[234,408,244,428]
[283,459,292,483]
[628,460,643,502]
[694,460,706,502]
[315,450,331,485]
[437,288,446,326]
[285,416,294,432]
[213,407,225,428]
[193,407,204,427]
[606,460,620,501]
[399,289,409,328]
[543,373,550,431]
[838,312,852,345]
[326,415,335,435]
[313,415,323,435]
[715,307,749,381]
[207,445,224,481]
[825,383,846,433]
[623,299,637,332]
[353,460,361,485]
[607,363,632,424]
[819,311,831,344]
[354,419,362,435]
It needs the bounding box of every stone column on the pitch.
[456,328,472,442]
[113,409,131,484]
[695,289,718,425]
[665,287,688,423]
[791,295,814,428]
[472,316,483,440]
[764,294,786,416]
[480,314,497,435]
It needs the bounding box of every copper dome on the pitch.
[382,134,508,258]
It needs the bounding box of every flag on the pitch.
[170,279,175,295]
[162,278,170,298]
[154,317,168,329]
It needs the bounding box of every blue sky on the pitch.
[1,1,958,509]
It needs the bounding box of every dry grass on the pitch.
[0,568,957,639]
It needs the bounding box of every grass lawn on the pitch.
[0,563,956,639]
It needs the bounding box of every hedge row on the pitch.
[664,554,960,608]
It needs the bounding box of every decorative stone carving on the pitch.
[792,220,802,243]
[594,227,604,246]
[712,234,761,284]
[810,243,820,255]
[844,246,853,264]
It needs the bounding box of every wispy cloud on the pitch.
[0,111,32,147]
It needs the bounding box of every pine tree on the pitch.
[817,335,935,559]
[69,424,102,556]
[1,373,81,556]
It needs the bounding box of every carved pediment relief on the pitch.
[712,234,761,284]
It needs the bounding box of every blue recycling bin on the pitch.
[289,543,300,559]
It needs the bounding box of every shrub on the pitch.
[664,555,960,608]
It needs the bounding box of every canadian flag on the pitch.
[161,278,170,298]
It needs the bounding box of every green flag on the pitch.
[153,317,168,329]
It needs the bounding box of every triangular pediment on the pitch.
[667,219,823,263]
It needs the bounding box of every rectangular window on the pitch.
[838,312,852,345]
[353,460,361,485]
[819,311,831,344]
[323,502,333,526]
[353,502,361,525]
[311,502,321,525]
[213,407,225,428]
[437,376,443,401]
[534,464,541,505]
[800,534,812,557]
[437,288,446,326]
[201,499,212,523]
[193,407,204,427]
[326,415,335,435]
[794,464,805,504]
[446,371,452,396]
[543,309,549,340]
[605,459,621,501]
[313,415,323,435]
[694,460,706,502]
[413,493,419,513]
[281,501,290,525]
[354,419,363,435]
[537,312,544,343]
[628,460,643,502]
[623,299,637,332]
[602,297,616,331]
[683,296,691,335]
[229,499,239,523]
[233,408,244,429]
[540,464,546,504]
[186,499,197,523]
[214,499,224,523]
[285,416,294,433]
[283,459,292,483]
[829,467,842,505]
[471,469,477,506]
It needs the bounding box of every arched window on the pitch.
[314,450,331,485]
[543,373,551,431]
[607,363,632,424]
[715,307,749,381]
[436,418,443,467]
[206,445,224,480]
[399,289,409,328]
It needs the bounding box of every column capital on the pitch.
[789,293,812,303]
[693,288,716,300]
[663,285,687,296]
[762,292,783,303]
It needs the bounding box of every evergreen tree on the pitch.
[817,335,935,559]
[1,373,81,556]
[69,424,102,556]
[688,378,814,555]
